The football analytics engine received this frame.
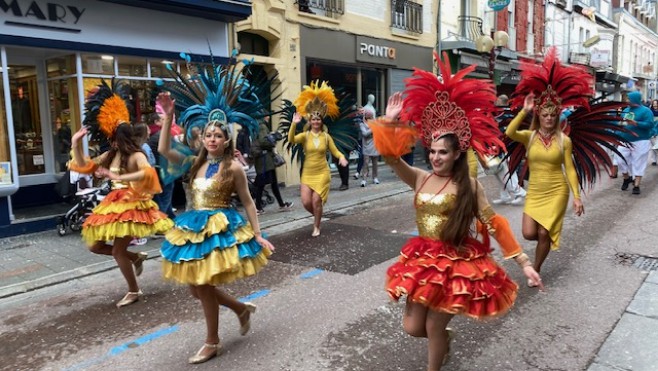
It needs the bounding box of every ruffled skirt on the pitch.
[81,189,173,245]
[160,208,270,286]
[385,236,518,320]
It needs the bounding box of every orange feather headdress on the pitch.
[83,79,132,142]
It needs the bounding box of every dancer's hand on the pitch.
[255,235,275,252]
[523,266,544,291]
[385,92,403,120]
[573,198,584,216]
[156,92,175,116]
[292,112,302,124]
[523,93,535,113]
[338,157,348,167]
[71,126,88,143]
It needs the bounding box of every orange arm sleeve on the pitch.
[131,167,162,195]
[68,157,98,174]
[367,117,417,158]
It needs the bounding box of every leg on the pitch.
[189,284,220,363]
[371,156,379,180]
[402,300,429,338]
[311,191,323,236]
[300,184,314,214]
[426,310,455,370]
[213,287,255,334]
[112,236,140,293]
[268,170,286,207]
[533,225,552,273]
[521,213,539,241]
[89,241,113,256]
[254,173,266,211]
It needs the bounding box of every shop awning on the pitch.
[100,0,252,23]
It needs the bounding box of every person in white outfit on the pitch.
[491,95,526,205]
[359,108,380,186]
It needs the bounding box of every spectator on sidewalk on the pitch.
[358,108,380,186]
[491,94,526,206]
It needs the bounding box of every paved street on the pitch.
[1,163,657,370]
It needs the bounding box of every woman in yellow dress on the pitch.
[506,93,584,282]
[288,82,348,237]
[69,80,173,308]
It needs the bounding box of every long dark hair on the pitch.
[437,134,478,247]
[188,121,233,180]
[100,122,144,171]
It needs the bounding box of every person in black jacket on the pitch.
[251,117,293,214]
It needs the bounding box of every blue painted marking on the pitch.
[239,289,271,302]
[62,325,179,371]
[410,229,419,236]
[299,268,324,279]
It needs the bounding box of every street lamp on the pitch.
[476,30,509,82]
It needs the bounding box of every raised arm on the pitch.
[381,92,422,188]
[505,94,534,144]
[156,92,186,164]
[288,113,307,144]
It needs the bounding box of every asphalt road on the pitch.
[0,170,655,371]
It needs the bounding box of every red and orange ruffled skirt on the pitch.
[385,236,518,320]
[81,189,173,245]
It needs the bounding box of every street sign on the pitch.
[488,0,511,11]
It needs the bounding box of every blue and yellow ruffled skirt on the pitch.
[160,208,270,286]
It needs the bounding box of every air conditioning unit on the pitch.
[555,0,567,8]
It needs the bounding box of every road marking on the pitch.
[299,268,324,279]
[239,289,271,302]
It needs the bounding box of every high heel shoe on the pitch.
[133,252,148,277]
[442,328,455,366]
[238,302,257,336]
[188,342,220,364]
[116,290,143,308]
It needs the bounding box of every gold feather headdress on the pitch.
[294,80,340,120]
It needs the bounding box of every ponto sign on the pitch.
[359,42,396,60]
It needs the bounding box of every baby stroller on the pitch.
[56,172,110,236]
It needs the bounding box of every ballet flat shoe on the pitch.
[116,290,143,308]
[239,302,257,336]
[443,328,455,366]
[188,342,220,364]
[134,252,148,277]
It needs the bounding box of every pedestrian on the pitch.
[157,55,275,364]
[353,106,365,180]
[251,116,294,214]
[648,99,658,166]
[370,54,542,370]
[288,81,349,237]
[69,80,173,308]
[147,109,177,220]
[358,108,380,186]
[615,91,656,194]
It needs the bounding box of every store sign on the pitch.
[359,42,396,60]
[590,49,610,68]
[487,0,510,11]
[1,0,86,31]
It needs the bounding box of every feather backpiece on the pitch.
[83,78,132,144]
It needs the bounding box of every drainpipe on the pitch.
[436,0,442,59]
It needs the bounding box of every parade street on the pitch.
[1,166,657,371]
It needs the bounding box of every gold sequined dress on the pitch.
[160,161,271,285]
[385,192,519,319]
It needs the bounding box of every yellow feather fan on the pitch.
[294,80,339,119]
[98,95,130,138]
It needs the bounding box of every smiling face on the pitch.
[309,115,323,131]
[429,136,460,176]
[538,108,559,133]
[203,123,228,157]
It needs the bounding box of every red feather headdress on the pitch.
[510,47,593,113]
[402,51,504,156]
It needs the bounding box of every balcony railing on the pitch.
[390,0,423,34]
[457,16,485,42]
[296,0,344,17]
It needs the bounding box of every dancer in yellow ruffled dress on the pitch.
[69,80,173,308]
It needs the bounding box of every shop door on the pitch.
[6,62,46,176]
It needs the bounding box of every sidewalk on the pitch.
[0,162,410,299]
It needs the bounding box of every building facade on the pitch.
[0,0,251,236]
[235,0,438,186]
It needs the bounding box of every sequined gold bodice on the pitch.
[109,167,128,189]
[415,193,456,239]
[191,173,235,210]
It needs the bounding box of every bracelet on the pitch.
[515,253,532,268]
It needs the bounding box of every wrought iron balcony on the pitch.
[457,16,485,43]
[296,0,344,16]
[390,0,423,34]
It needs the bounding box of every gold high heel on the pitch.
[238,302,257,336]
[133,252,148,277]
[116,290,143,308]
[442,327,455,366]
[188,342,220,364]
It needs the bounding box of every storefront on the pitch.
[299,26,433,115]
[0,0,251,236]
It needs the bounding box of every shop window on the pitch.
[238,32,269,57]
[361,68,384,114]
[150,59,176,78]
[390,0,423,34]
[48,77,79,173]
[118,56,147,78]
[82,54,114,75]
[9,65,44,176]
[305,61,358,102]
[0,68,12,186]
[47,55,76,78]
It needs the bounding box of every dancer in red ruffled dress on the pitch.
[368,53,542,370]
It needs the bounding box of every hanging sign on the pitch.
[488,0,511,11]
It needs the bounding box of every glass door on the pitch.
[7,64,45,176]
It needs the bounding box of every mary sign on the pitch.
[488,0,511,11]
